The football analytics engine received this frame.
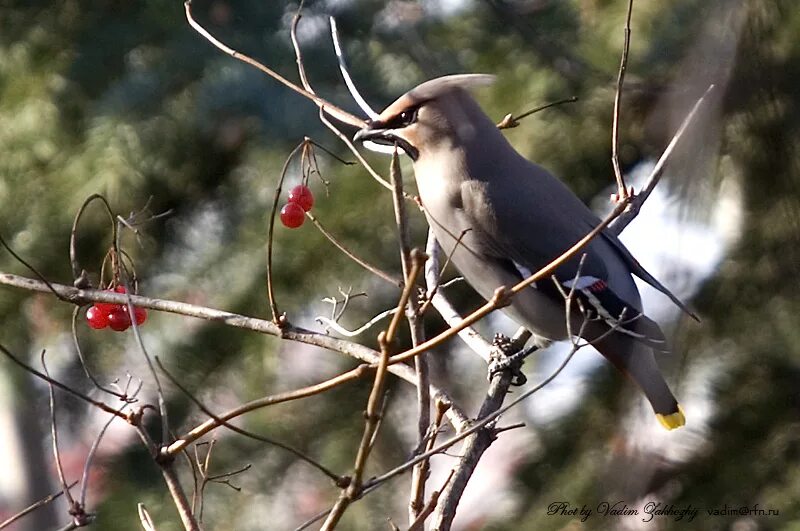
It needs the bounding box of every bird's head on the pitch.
[353,74,495,161]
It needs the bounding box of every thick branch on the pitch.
[430,368,514,530]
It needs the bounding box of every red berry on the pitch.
[280,202,305,228]
[94,298,116,314]
[133,307,147,325]
[108,308,131,332]
[288,185,314,212]
[96,286,125,313]
[86,306,109,329]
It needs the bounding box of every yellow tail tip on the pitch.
[656,405,686,430]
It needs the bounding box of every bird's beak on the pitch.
[353,121,388,143]
[353,121,419,160]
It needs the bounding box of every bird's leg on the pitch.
[487,333,538,386]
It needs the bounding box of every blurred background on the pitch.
[1,0,799,529]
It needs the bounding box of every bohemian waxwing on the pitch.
[354,74,693,430]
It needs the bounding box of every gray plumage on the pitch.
[355,74,689,429]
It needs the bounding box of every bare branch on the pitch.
[157,459,199,531]
[408,470,455,531]
[0,272,470,432]
[69,194,118,287]
[183,1,365,128]
[0,482,78,530]
[267,141,307,322]
[611,0,635,200]
[386,150,431,523]
[71,307,133,400]
[0,231,70,302]
[165,363,372,457]
[364,341,579,494]
[115,226,169,443]
[322,253,425,529]
[0,343,129,418]
[138,504,157,531]
[329,17,379,120]
[608,84,715,234]
[43,352,90,527]
[496,96,578,130]
[307,212,403,287]
[287,6,395,192]
[79,411,121,509]
[424,233,495,362]
[316,307,397,337]
[158,358,346,485]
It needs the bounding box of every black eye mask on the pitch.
[386,102,427,129]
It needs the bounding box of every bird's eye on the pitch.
[398,107,419,126]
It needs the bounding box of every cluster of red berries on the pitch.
[86,286,147,332]
[279,185,314,228]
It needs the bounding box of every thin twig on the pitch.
[329,17,379,119]
[322,287,368,323]
[0,344,128,418]
[164,362,372,457]
[387,150,431,524]
[42,352,85,525]
[194,441,252,521]
[408,470,455,531]
[424,233,495,362]
[307,138,355,167]
[496,96,578,129]
[79,411,121,509]
[115,225,169,443]
[184,1,365,128]
[0,231,70,302]
[69,194,118,287]
[287,5,395,193]
[610,0,635,200]
[316,307,397,337]
[307,213,403,287]
[321,256,425,530]
[418,229,469,316]
[267,141,307,322]
[608,84,715,234]
[158,358,346,485]
[0,482,78,530]
[384,254,425,345]
[70,307,131,400]
[138,503,157,531]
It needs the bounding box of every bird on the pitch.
[354,74,694,430]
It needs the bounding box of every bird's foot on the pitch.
[487,333,536,386]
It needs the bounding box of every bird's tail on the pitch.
[594,331,685,430]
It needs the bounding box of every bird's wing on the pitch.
[600,230,700,321]
[459,177,667,349]
[458,178,608,281]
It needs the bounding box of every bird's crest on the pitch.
[379,74,495,120]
